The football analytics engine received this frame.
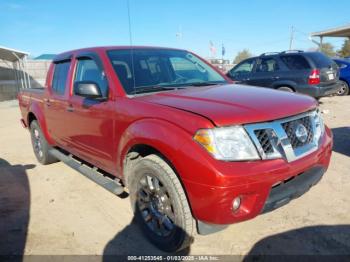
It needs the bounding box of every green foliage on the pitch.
[338,39,350,57]
[233,49,253,64]
[320,42,336,57]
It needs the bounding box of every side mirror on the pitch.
[74,81,103,99]
[226,71,235,79]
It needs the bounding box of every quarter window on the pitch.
[52,61,70,95]
[280,55,311,70]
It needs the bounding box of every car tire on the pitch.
[277,86,294,92]
[30,120,58,165]
[128,154,194,252]
[337,80,349,96]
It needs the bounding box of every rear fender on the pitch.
[28,103,55,145]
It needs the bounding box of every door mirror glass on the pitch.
[74,81,103,99]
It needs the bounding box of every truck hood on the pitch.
[137,84,317,126]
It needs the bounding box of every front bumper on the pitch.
[261,166,324,213]
[183,127,333,227]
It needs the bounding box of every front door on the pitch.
[65,54,115,173]
[228,58,256,84]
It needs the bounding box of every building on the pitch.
[0,46,51,101]
[206,58,234,73]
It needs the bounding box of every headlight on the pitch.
[314,109,325,142]
[193,126,260,161]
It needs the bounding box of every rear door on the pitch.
[279,54,312,85]
[227,58,256,84]
[248,57,280,87]
[44,59,71,146]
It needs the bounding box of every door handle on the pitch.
[44,99,51,107]
[273,76,280,80]
[66,104,74,112]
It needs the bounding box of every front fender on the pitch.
[117,118,216,184]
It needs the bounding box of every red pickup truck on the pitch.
[18,46,333,252]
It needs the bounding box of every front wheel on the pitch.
[277,86,294,92]
[128,155,194,252]
[337,80,349,96]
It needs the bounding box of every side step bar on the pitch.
[49,148,125,196]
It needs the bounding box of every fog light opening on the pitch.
[232,196,241,212]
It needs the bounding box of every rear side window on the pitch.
[280,55,310,70]
[256,57,279,72]
[52,61,70,95]
[307,52,333,68]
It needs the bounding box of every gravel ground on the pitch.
[0,96,349,259]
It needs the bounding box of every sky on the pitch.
[1,0,350,59]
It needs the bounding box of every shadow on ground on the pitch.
[244,225,350,259]
[332,127,350,157]
[103,214,190,260]
[0,158,34,256]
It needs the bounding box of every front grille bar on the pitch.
[245,110,320,163]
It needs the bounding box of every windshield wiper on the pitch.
[186,81,225,87]
[133,85,185,94]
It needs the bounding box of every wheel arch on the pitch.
[26,105,55,145]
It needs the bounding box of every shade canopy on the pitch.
[0,45,29,62]
[311,24,350,38]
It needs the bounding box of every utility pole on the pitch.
[289,26,294,50]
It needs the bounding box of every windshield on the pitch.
[107,49,227,94]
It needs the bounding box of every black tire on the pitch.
[30,120,58,165]
[277,86,294,92]
[337,80,349,96]
[128,154,194,252]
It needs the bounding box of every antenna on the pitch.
[127,0,136,94]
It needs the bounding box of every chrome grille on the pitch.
[244,110,322,163]
[254,129,274,154]
[282,116,313,149]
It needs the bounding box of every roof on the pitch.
[311,24,350,38]
[54,45,186,61]
[0,45,29,62]
[34,54,56,60]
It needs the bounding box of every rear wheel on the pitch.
[337,80,349,96]
[277,86,294,92]
[30,120,57,165]
[128,154,194,252]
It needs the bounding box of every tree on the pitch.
[233,49,252,64]
[338,39,350,57]
[319,42,336,57]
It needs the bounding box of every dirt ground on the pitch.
[0,96,349,258]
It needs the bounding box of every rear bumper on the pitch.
[183,127,333,226]
[297,81,342,98]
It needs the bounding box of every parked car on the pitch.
[18,46,333,252]
[333,58,350,96]
[227,51,341,98]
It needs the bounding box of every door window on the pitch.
[52,61,70,95]
[74,58,108,97]
[232,59,255,74]
[256,58,279,72]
